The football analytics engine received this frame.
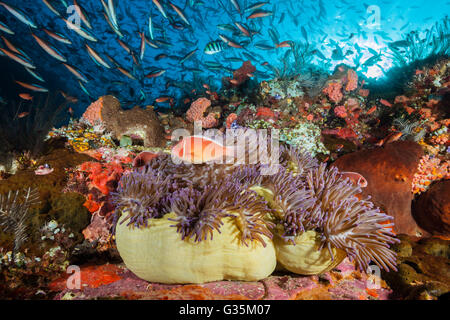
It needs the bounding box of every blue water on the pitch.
[0,0,448,116]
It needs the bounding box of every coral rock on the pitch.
[332,141,424,236]
[99,95,165,147]
[334,105,348,118]
[412,180,450,237]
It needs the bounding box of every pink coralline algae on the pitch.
[334,105,348,118]
[51,258,392,300]
[186,97,219,128]
[323,81,343,103]
[345,69,358,92]
[412,155,450,194]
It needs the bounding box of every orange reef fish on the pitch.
[17,111,30,118]
[340,171,368,188]
[247,10,273,19]
[379,99,392,107]
[171,135,235,163]
[276,41,292,48]
[366,105,377,114]
[19,93,33,101]
[146,69,166,78]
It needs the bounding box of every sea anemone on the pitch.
[167,179,275,247]
[221,182,274,247]
[168,186,224,242]
[112,143,399,276]
[111,167,173,229]
[279,144,319,178]
[305,164,400,272]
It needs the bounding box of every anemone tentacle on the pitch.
[306,164,399,272]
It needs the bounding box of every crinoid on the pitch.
[0,188,39,260]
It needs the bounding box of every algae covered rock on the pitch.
[115,213,277,284]
[99,95,165,148]
[48,192,91,235]
[382,235,450,299]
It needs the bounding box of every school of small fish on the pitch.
[0,0,448,115]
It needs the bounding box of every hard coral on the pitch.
[98,95,165,147]
[334,105,347,118]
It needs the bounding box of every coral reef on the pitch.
[0,35,448,301]
[260,78,305,100]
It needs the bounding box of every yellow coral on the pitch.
[70,139,90,152]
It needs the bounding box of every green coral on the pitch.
[245,120,329,157]
[264,78,305,99]
[246,119,273,129]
